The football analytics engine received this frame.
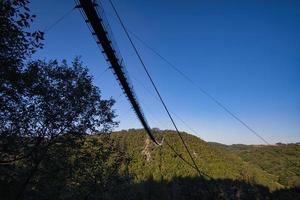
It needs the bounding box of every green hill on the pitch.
[110,129,283,190]
[209,142,300,188]
[3,129,300,199]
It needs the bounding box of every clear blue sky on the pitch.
[29,0,300,144]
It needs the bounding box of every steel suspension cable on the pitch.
[107,0,207,178]
[99,8,270,146]
[127,28,300,175]
[43,6,75,33]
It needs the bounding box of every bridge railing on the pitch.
[93,0,149,123]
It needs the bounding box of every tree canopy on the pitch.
[0,1,121,199]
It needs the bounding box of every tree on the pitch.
[0,1,121,199]
[11,135,131,200]
[0,0,44,163]
[0,58,120,199]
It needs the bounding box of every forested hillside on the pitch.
[111,129,281,189]
[209,142,300,188]
[106,129,300,199]
[2,129,300,199]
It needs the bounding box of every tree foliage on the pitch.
[1,58,118,163]
[0,1,121,199]
[219,143,300,188]
[2,135,131,200]
[111,129,282,190]
[108,129,300,199]
[0,0,43,63]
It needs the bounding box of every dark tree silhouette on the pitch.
[1,58,119,161]
[0,1,120,199]
[1,0,44,163]
[0,0,118,164]
[0,0,43,94]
